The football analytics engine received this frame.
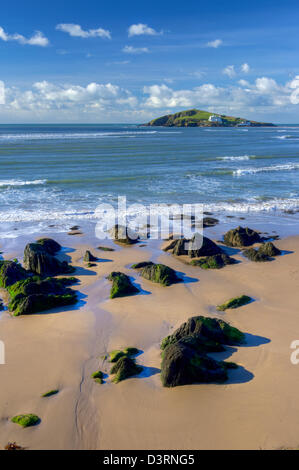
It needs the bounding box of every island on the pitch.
[144,109,275,127]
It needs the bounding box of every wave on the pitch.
[218,155,252,161]
[233,163,299,176]
[0,179,47,187]
[0,197,298,224]
[0,131,160,141]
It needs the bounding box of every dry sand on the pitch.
[0,232,299,449]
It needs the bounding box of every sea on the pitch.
[0,123,299,239]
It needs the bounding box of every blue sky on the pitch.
[0,0,299,123]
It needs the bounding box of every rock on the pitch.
[223,226,261,247]
[242,248,270,262]
[131,261,154,269]
[217,295,252,311]
[7,277,78,316]
[68,231,83,236]
[165,234,223,258]
[134,262,179,286]
[36,238,61,255]
[190,253,236,269]
[111,356,143,383]
[203,217,219,227]
[258,242,281,257]
[97,246,115,252]
[107,271,139,298]
[91,370,104,384]
[23,243,74,276]
[161,340,228,387]
[70,225,80,231]
[160,316,245,387]
[0,261,29,288]
[161,316,245,351]
[109,224,138,245]
[109,347,139,362]
[11,414,40,428]
[83,250,98,262]
[41,389,59,397]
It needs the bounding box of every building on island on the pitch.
[238,120,251,126]
[208,115,223,123]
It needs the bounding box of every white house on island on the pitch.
[208,115,223,123]
[238,120,251,126]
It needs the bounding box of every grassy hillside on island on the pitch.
[144,109,275,127]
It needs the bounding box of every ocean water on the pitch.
[1,123,299,238]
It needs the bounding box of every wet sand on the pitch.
[0,230,299,449]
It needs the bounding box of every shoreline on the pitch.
[0,222,299,449]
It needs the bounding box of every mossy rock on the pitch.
[217,295,252,311]
[7,277,77,315]
[161,340,228,387]
[0,261,29,288]
[91,370,103,383]
[131,261,154,269]
[36,238,61,255]
[23,243,74,276]
[161,316,245,351]
[97,246,115,252]
[83,250,98,262]
[139,263,179,286]
[107,271,139,299]
[109,225,139,245]
[243,248,270,262]
[160,316,245,387]
[11,414,40,427]
[109,347,139,362]
[42,389,59,397]
[190,253,236,269]
[223,226,261,247]
[258,242,281,257]
[111,356,143,383]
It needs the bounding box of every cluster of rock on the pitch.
[223,226,261,247]
[161,316,245,387]
[164,234,236,269]
[243,242,281,262]
[0,238,77,316]
[108,347,142,383]
[109,224,139,245]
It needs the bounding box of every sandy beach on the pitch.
[0,225,298,450]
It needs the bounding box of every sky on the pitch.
[0,0,299,123]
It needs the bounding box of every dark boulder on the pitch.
[203,217,219,227]
[223,226,261,247]
[190,253,236,269]
[0,261,29,288]
[161,341,228,387]
[109,224,138,245]
[131,261,154,269]
[83,250,98,262]
[107,271,139,298]
[161,316,245,351]
[136,263,179,286]
[36,238,61,255]
[23,243,74,276]
[160,316,245,387]
[165,234,223,258]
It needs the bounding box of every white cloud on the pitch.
[0,26,49,46]
[241,63,250,73]
[56,23,111,39]
[205,39,223,48]
[122,45,149,54]
[128,23,161,37]
[238,79,250,87]
[289,75,299,104]
[222,65,236,78]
